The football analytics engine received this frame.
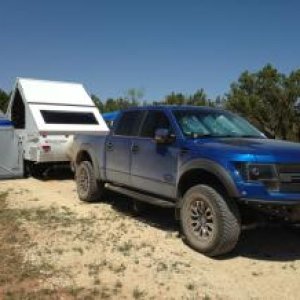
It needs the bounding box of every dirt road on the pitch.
[0,176,300,299]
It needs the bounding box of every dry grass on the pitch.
[0,191,106,299]
[0,192,46,298]
[1,178,300,299]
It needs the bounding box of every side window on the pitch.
[114,111,144,136]
[140,111,171,138]
[40,111,98,125]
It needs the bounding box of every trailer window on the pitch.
[40,111,98,125]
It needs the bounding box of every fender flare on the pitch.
[75,144,101,180]
[177,158,240,200]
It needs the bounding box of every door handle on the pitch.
[106,142,114,151]
[131,144,139,153]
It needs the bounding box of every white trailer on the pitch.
[5,78,109,176]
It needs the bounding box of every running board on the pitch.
[105,183,175,208]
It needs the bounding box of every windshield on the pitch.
[173,110,265,138]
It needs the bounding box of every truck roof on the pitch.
[123,105,225,113]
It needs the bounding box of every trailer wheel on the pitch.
[76,161,103,202]
[180,184,241,257]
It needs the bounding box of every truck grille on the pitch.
[278,164,300,193]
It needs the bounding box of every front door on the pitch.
[131,110,178,198]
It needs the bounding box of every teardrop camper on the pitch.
[6,78,109,176]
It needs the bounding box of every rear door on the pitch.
[105,110,145,186]
[130,110,178,198]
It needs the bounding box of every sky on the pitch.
[0,0,299,102]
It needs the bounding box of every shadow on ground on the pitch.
[104,190,179,232]
[33,166,74,181]
[232,225,300,261]
[27,170,300,262]
[103,191,300,261]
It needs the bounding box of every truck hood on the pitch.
[186,138,300,163]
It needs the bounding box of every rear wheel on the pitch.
[180,184,241,257]
[76,161,103,202]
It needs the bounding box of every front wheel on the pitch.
[180,184,241,257]
[76,161,103,202]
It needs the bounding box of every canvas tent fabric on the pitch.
[0,113,12,126]
[0,114,23,179]
[103,111,120,122]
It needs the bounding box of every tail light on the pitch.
[41,145,51,152]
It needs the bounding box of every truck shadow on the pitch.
[232,225,300,261]
[103,191,179,232]
[104,192,300,261]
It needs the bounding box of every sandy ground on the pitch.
[0,175,300,299]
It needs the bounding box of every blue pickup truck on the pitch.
[71,105,300,256]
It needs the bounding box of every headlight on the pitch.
[235,163,280,191]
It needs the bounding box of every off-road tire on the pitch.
[76,161,103,202]
[180,184,241,257]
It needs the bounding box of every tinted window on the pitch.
[41,111,98,125]
[140,111,171,138]
[114,111,144,136]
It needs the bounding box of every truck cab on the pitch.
[73,106,300,256]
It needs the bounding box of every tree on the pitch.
[91,94,104,112]
[163,89,212,106]
[125,88,144,105]
[103,97,137,112]
[225,64,300,141]
[0,89,9,113]
[187,89,208,106]
[215,95,226,108]
[164,92,186,105]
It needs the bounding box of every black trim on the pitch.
[178,159,240,198]
[239,198,300,206]
[28,102,96,108]
[105,183,175,208]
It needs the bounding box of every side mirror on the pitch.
[154,128,175,144]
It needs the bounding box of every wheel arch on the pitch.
[176,159,240,208]
[75,145,101,180]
